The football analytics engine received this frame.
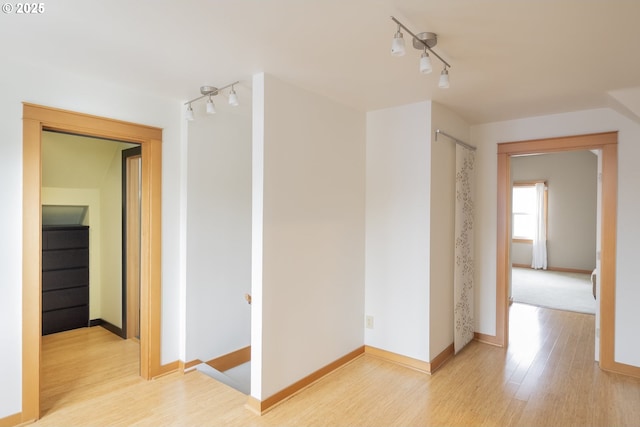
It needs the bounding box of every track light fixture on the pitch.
[184,81,239,120]
[390,16,451,88]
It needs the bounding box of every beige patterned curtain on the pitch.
[454,144,475,354]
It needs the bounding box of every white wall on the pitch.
[511,151,597,270]
[364,101,470,363]
[252,73,366,400]
[472,108,640,367]
[365,101,432,362]
[185,100,252,362]
[0,57,184,419]
[429,102,470,360]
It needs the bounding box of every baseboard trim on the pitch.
[0,412,25,427]
[364,345,431,373]
[246,346,365,415]
[364,344,454,374]
[90,318,124,339]
[512,264,593,275]
[152,361,180,379]
[206,346,251,372]
[183,359,203,372]
[548,266,593,275]
[184,346,252,375]
[474,332,503,347]
[430,343,454,373]
[245,396,262,415]
[602,360,640,379]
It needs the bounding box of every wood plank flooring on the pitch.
[33,304,640,426]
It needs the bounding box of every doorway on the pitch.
[495,132,618,372]
[41,131,140,339]
[22,103,164,423]
[509,151,598,315]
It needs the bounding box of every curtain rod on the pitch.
[435,129,476,151]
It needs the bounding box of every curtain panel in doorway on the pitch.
[454,145,475,354]
[531,182,548,270]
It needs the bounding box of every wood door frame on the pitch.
[495,131,627,374]
[22,103,163,423]
[123,146,142,340]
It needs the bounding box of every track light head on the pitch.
[391,25,406,56]
[185,104,195,121]
[206,96,216,114]
[419,49,432,74]
[228,86,239,106]
[439,67,450,89]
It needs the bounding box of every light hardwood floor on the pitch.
[33,304,640,426]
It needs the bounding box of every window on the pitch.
[512,181,547,242]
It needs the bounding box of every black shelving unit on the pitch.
[42,225,89,335]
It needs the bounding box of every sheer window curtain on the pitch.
[531,182,547,270]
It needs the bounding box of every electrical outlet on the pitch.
[365,315,374,329]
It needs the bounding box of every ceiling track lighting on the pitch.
[390,16,452,88]
[184,81,239,120]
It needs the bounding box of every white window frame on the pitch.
[512,180,547,243]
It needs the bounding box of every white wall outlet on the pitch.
[365,315,374,329]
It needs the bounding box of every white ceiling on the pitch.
[4,0,640,124]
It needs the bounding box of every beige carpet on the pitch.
[511,267,596,314]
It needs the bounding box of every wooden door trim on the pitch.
[496,131,619,372]
[123,147,142,340]
[22,103,163,423]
